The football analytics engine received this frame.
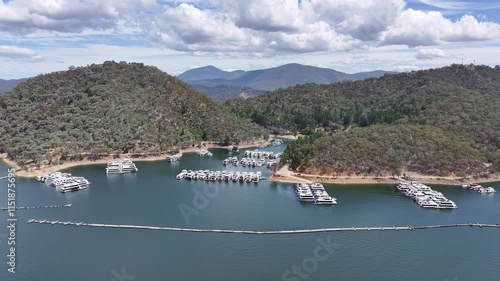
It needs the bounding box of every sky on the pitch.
[0,0,500,79]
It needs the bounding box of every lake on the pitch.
[0,146,499,281]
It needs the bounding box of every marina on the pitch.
[176,169,263,183]
[222,156,277,169]
[105,158,138,174]
[1,154,499,281]
[397,182,457,209]
[462,183,496,194]
[36,172,90,193]
[243,149,282,159]
[295,183,337,205]
[27,219,500,234]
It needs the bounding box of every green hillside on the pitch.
[283,125,489,177]
[227,64,500,176]
[0,61,267,168]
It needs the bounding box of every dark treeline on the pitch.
[0,61,267,168]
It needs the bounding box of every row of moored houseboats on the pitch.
[397,182,457,209]
[222,156,276,168]
[462,183,496,194]
[105,159,138,174]
[295,183,337,205]
[176,170,263,183]
[37,159,138,193]
[244,150,282,159]
[37,172,90,193]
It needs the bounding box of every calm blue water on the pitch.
[0,146,499,281]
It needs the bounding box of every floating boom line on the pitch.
[1,204,72,211]
[27,220,500,235]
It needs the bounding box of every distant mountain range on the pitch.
[0,78,28,93]
[178,63,391,100]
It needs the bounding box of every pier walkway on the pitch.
[27,220,500,235]
[1,204,72,211]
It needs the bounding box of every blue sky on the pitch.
[407,0,500,21]
[0,0,499,79]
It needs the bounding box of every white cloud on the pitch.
[2,0,500,54]
[0,0,154,33]
[149,3,259,53]
[1,0,500,79]
[380,9,500,47]
[0,45,39,58]
[416,48,447,60]
[306,0,406,41]
[221,0,306,32]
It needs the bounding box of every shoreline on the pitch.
[269,166,500,186]
[1,140,271,178]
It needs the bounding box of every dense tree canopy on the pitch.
[0,61,267,167]
[282,125,489,177]
[227,64,500,176]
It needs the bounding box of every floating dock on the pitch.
[1,204,72,211]
[176,170,263,183]
[27,220,500,235]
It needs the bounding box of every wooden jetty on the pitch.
[27,220,500,235]
[1,204,72,211]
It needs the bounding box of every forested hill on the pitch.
[226,64,500,177]
[0,61,267,168]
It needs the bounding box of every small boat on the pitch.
[418,199,440,208]
[485,187,496,193]
[60,179,89,193]
[272,139,284,146]
[437,200,457,209]
[313,196,337,205]
[166,155,181,162]
[297,191,315,202]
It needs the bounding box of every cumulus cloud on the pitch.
[150,3,260,53]
[149,3,352,54]
[0,0,154,33]
[380,9,500,47]
[306,0,406,41]
[221,0,307,32]
[0,45,39,58]
[415,48,447,60]
[1,0,500,57]
[148,0,500,55]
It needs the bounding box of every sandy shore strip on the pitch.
[1,139,273,178]
[270,165,500,186]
